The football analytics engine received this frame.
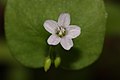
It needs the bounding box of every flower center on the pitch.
[56,27,66,37]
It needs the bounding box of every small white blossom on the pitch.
[44,13,81,50]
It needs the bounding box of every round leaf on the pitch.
[5,0,107,69]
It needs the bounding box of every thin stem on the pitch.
[48,46,55,63]
[49,46,52,55]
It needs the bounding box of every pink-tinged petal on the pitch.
[60,37,73,50]
[44,20,58,34]
[47,35,61,45]
[66,25,81,39]
[58,13,70,27]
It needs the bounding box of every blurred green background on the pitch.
[0,0,120,80]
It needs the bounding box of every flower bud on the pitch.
[44,57,51,72]
[54,57,61,68]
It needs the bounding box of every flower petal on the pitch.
[60,37,73,50]
[44,20,58,34]
[47,35,61,45]
[66,25,81,39]
[58,13,70,27]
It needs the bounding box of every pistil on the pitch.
[56,27,66,37]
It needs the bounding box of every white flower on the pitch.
[44,13,81,50]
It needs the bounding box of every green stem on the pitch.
[49,46,55,63]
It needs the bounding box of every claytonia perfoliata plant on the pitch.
[44,13,81,50]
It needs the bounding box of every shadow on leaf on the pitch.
[56,45,82,69]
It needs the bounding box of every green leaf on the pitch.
[5,0,106,70]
